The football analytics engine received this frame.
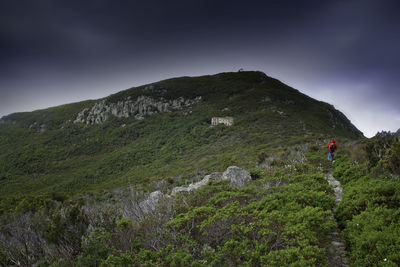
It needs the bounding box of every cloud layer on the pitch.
[1,0,399,137]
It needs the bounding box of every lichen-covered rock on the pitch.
[74,95,202,124]
[171,172,223,196]
[221,166,252,188]
[171,167,251,196]
[124,167,250,215]
[171,186,190,195]
[204,172,223,181]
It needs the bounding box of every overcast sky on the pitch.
[1,0,399,137]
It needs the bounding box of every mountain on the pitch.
[0,71,363,197]
[3,71,400,267]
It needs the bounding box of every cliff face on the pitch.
[73,95,202,124]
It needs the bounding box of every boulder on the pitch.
[221,166,252,188]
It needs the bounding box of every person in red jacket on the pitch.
[326,139,337,163]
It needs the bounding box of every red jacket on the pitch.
[326,140,337,153]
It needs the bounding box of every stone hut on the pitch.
[211,117,234,126]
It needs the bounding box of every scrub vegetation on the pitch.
[1,71,398,266]
[334,132,400,266]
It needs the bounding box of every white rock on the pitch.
[73,95,202,124]
[221,166,252,188]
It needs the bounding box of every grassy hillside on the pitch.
[0,71,362,198]
[1,134,398,266]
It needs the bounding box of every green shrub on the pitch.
[116,218,132,229]
[100,253,133,267]
[258,152,268,164]
[162,165,334,266]
[166,251,194,267]
[133,249,158,265]
[343,207,400,266]
[0,249,10,266]
[76,228,111,267]
[336,178,400,226]
[383,142,400,175]
[333,147,400,266]
[261,245,326,267]
[333,156,367,185]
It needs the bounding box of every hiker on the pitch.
[326,139,337,163]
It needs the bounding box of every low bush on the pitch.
[343,207,400,266]
[333,144,400,266]
[383,142,400,175]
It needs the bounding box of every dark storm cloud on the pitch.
[1,0,399,136]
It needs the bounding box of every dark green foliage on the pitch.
[0,71,369,265]
[336,177,400,224]
[333,156,367,184]
[77,228,111,266]
[0,249,10,266]
[0,162,338,266]
[249,169,263,179]
[333,138,400,266]
[163,166,334,266]
[100,253,133,267]
[383,142,400,174]
[0,100,95,130]
[365,131,399,171]
[344,207,400,266]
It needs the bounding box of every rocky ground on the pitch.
[327,171,349,267]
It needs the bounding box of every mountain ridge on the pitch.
[0,71,363,136]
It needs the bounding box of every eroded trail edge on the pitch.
[326,171,349,267]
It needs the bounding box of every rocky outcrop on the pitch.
[221,166,252,188]
[74,95,202,124]
[171,172,223,196]
[135,166,251,214]
[171,166,251,196]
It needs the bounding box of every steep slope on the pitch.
[0,71,363,197]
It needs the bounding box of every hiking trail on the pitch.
[326,170,349,267]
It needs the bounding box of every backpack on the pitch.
[329,144,335,151]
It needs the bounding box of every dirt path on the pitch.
[326,171,349,267]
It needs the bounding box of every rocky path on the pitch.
[326,171,349,267]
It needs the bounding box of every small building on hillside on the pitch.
[211,117,234,126]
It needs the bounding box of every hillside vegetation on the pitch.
[0,71,362,198]
[4,71,398,266]
[333,132,400,266]
[0,133,399,266]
